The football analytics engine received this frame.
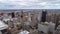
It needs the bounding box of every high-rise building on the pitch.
[41,10,47,22]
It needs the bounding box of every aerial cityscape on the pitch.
[0,9,60,34]
[0,0,60,34]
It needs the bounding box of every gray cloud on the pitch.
[0,0,60,9]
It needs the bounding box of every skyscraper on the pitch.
[41,10,47,22]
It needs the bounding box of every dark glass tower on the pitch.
[41,10,47,22]
[11,12,15,18]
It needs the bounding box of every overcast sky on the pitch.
[0,0,60,9]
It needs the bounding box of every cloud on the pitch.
[0,0,60,9]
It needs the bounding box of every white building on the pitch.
[0,20,8,34]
